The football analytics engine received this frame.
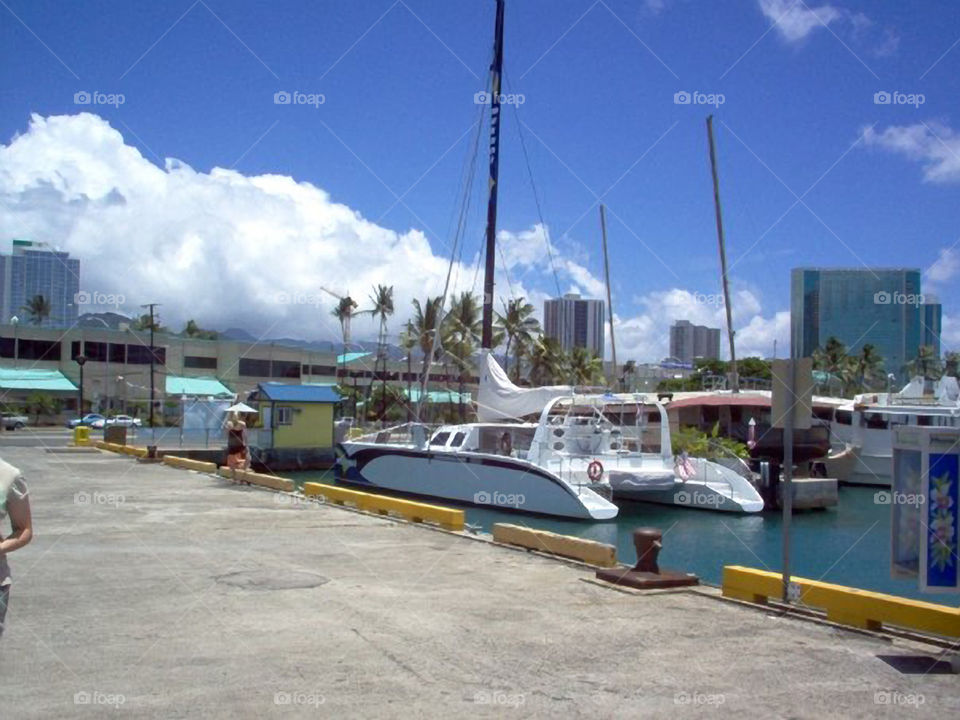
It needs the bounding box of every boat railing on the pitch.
[349,422,436,447]
[677,440,752,496]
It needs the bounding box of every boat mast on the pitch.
[481,0,506,350]
[599,204,618,387]
[706,115,739,393]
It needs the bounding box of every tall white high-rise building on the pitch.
[543,294,605,358]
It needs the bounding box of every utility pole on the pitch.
[706,115,739,393]
[142,303,159,427]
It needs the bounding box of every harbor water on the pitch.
[291,471,957,606]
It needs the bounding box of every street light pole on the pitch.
[142,303,159,427]
[11,316,18,368]
[75,354,87,416]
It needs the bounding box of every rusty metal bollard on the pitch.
[633,527,663,574]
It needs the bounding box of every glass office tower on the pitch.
[791,268,941,378]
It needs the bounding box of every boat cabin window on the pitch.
[430,432,451,447]
[834,410,852,425]
[812,407,834,422]
[450,431,467,447]
[864,413,888,430]
[477,427,535,456]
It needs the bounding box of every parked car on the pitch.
[106,415,142,428]
[66,413,105,429]
[1,412,28,430]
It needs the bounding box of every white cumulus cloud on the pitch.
[863,122,960,184]
[757,0,843,43]
[0,113,787,364]
[926,247,960,286]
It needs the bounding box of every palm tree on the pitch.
[132,313,165,332]
[620,359,637,392]
[182,319,217,339]
[367,285,395,422]
[331,295,359,387]
[528,336,567,386]
[495,297,541,382]
[907,345,942,380]
[22,294,52,325]
[398,320,417,421]
[852,343,884,393]
[568,346,604,386]
[411,296,444,416]
[443,292,482,421]
[945,352,960,378]
[330,296,359,352]
[812,336,850,395]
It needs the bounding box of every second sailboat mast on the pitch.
[481,0,506,350]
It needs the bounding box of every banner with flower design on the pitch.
[924,453,959,591]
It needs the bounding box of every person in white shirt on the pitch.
[0,457,33,639]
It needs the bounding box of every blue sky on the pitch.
[1,0,959,361]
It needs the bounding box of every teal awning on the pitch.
[166,375,233,397]
[337,351,372,365]
[403,388,471,404]
[0,367,78,392]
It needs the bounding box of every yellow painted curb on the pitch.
[162,455,218,473]
[722,565,960,636]
[95,441,147,457]
[492,523,617,568]
[302,483,465,531]
[237,470,294,492]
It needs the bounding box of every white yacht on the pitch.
[818,377,960,487]
[338,354,765,516]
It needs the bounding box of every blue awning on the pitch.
[166,375,233,398]
[0,367,78,392]
[337,351,373,365]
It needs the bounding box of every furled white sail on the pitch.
[476,351,572,421]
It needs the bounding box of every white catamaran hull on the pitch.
[337,442,619,520]
[611,457,764,513]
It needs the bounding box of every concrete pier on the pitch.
[0,445,956,718]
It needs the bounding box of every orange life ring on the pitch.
[587,460,604,482]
